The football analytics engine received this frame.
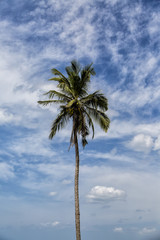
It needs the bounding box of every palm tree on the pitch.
[38,60,110,240]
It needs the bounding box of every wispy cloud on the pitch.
[113,227,123,232]
[41,221,60,227]
[49,191,57,196]
[139,227,156,235]
[0,108,16,125]
[0,162,15,180]
[8,131,57,157]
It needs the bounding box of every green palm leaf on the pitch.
[83,109,95,139]
[51,68,71,88]
[81,91,108,111]
[86,106,110,132]
[80,63,96,91]
[49,109,70,139]
[44,90,71,101]
[38,100,65,106]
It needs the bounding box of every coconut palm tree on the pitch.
[38,60,110,240]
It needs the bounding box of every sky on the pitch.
[0,0,160,239]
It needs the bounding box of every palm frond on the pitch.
[68,127,74,151]
[48,77,62,81]
[86,107,110,132]
[77,112,89,148]
[49,75,74,98]
[51,68,71,88]
[80,63,96,91]
[83,109,95,139]
[65,61,83,98]
[65,66,74,78]
[84,63,96,76]
[65,60,81,77]
[71,60,81,75]
[66,73,81,97]
[49,109,70,139]
[56,83,75,98]
[38,100,65,106]
[44,90,71,101]
[81,91,108,111]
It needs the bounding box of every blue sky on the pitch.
[0,0,160,239]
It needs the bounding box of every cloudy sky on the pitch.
[0,0,160,239]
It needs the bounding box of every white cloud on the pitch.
[62,179,72,185]
[41,221,60,227]
[0,162,15,180]
[51,221,60,226]
[139,227,156,235]
[9,131,56,157]
[148,12,160,36]
[107,109,119,118]
[128,134,154,153]
[85,149,135,163]
[49,191,57,196]
[92,120,160,141]
[0,44,39,108]
[135,123,160,138]
[86,186,126,203]
[114,227,123,232]
[37,163,74,179]
[146,57,157,71]
[154,136,160,151]
[0,108,15,125]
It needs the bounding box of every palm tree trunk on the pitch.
[74,129,81,240]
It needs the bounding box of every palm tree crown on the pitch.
[38,60,110,147]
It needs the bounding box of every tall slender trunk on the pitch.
[74,128,81,240]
